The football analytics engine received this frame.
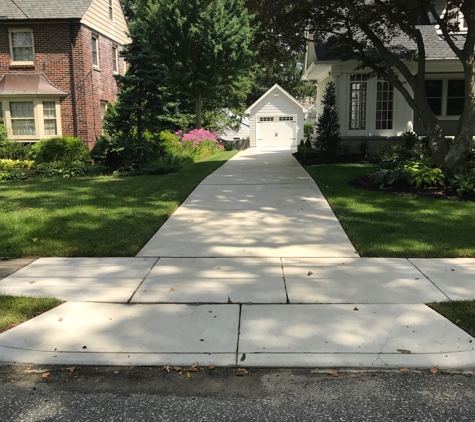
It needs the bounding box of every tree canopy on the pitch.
[138,0,256,129]
[246,0,475,175]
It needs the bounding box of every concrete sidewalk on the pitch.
[1,149,474,369]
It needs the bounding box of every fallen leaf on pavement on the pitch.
[29,281,36,284]
[209,365,215,370]
[400,368,410,373]
[169,288,175,292]
[227,297,233,304]
[163,365,171,373]
[114,371,119,374]
[397,349,411,354]
[186,372,191,378]
[328,370,339,377]
[359,377,366,381]
[58,318,63,322]
[430,365,439,374]
[236,368,249,376]
[68,367,76,373]
[173,366,182,372]
[353,306,359,311]
[455,319,461,325]
[42,373,50,379]
[307,271,313,276]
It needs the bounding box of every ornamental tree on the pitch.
[314,81,341,162]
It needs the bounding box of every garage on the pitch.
[246,84,307,149]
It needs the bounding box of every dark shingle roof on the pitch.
[0,0,93,20]
[314,25,464,62]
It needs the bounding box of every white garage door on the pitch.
[256,116,297,148]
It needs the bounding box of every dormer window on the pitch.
[9,29,34,64]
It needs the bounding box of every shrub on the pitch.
[369,167,409,189]
[91,130,165,169]
[402,161,446,188]
[0,168,27,181]
[31,136,90,165]
[0,159,35,170]
[161,129,224,162]
[449,173,475,196]
[304,123,314,141]
[35,162,88,178]
[0,139,32,160]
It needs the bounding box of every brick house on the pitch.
[0,0,129,148]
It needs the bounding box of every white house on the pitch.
[303,1,466,152]
[245,84,308,149]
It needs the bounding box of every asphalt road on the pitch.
[1,365,475,421]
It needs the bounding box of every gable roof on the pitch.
[314,25,464,62]
[245,84,308,115]
[0,0,93,20]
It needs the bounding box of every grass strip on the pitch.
[430,301,475,338]
[305,163,475,257]
[0,294,63,333]
[0,151,237,257]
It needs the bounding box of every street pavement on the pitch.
[0,149,474,370]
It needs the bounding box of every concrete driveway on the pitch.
[1,149,474,369]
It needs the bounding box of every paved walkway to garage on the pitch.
[0,149,474,369]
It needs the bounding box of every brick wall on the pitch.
[0,21,126,148]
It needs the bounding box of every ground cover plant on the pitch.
[305,163,475,257]
[0,295,62,333]
[0,151,237,257]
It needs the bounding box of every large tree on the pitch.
[247,54,317,106]
[247,0,475,176]
[140,0,256,129]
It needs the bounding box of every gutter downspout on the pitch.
[70,20,79,138]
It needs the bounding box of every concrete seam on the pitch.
[280,258,290,304]
[407,259,451,302]
[127,257,160,304]
[235,304,242,367]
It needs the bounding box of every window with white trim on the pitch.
[0,99,62,140]
[43,101,57,136]
[279,116,294,121]
[259,117,274,122]
[375,79,394,130]
[447,80,465,115]
[112,46,118,73]
[92,36,99,67]
[10,102,35,136]
[349,74,367,130]
[425,78,464,117]
[9,29,34,63]
[109,0,114,20]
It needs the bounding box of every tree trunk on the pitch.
[195,94,202,129]
[441,69,475,176]
[419,109,450,166]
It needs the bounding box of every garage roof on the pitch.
[245,84,308,115]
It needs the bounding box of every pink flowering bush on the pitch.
[160,129,224,161]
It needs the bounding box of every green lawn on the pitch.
[0,151,237,258]
[305,163,475,257]
[0,295,63,333]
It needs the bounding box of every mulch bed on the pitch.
[349,174,475,202]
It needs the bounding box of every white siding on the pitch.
[82,0,130,45]
[249,115,256,147]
